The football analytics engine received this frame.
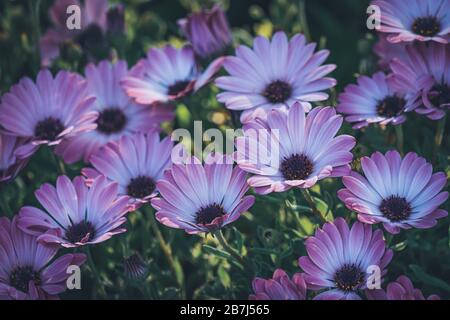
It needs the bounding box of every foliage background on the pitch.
[0,0,449,299]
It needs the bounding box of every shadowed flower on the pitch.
[151,154,255,234]
[121,45,225,104]
[366,275,440,300]
[82,132,172,209]
[249,269,307,300]
[0,69,97,159]
[373,0,450,43]
[389,42,450,120]
[0,134,29,183]
[0,216,86,300]
[298,218,393,300]
[123,252,148,280]
[56,60,174,163]
[337,71,413,129]
[215,31,336,123]
[373,34,407,71]
[236,103,355,194]
[178,5,232,58]
[338,150,448,234]
[17,175,131,248]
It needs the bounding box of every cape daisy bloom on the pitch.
[373,34,407,71]
[0,134,29,183]
[373,0,450,43]
[121,45,225,104]
[337,71,412,129]
[0,217,86,300]
[151,154,255,234]
[56,60,174,163]
[249,269,307,300]
[389,42,449,120]
[17,175,131,248]
[366,275,440,300]
[235,103,355,194]
[298,218,393,300]
[338,150,448,234]
[215,31,336,123]
[0,69,97,159]
[82,131,173,209]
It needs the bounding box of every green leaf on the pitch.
[202,245,232,260]
[218,265,231,288]
[409,264,450,293]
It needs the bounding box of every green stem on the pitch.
[302,189,327,223]
[395,124,404,155]
[48,148,66,175]
[299,0,311,41]
[85,246,107,298]
[0,185,13,217]
[28,0,42,69]
[213,229,252,274]
[433,116,446,163]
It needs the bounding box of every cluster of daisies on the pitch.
[0,0,448,300]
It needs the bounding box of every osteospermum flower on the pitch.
[82,132,172,209]
[373,34,407,71]
[215,32,336,123]
[235,103,355,194]
[298,218,393,300]
[249,269,307,300]
[151,154,255,234]
[0,217,86,300]
[0,69,97,159]
[121,45,225,104]
[178,5,232,58]
[338,150,448,234]
[389,42,450,120]
[373,0,450,43]
[56,60,174,163]
[0,134,29,183]
[366,275,440,300]
[17,175,130,248]
[337,71,412,129]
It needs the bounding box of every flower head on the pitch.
[56,60,174,163]
[337,71,412,129]
[82,131,173,209]
[121,45,225,104]
[0,69,97,158]
[0,216,86,300]
[373,34,408,71]
[178,5,232,58]
[151,154,255,234]
[17,175,131,248]
[236,103,355,194]
[338,150,448,234]
[373,0,450,43]
[0,134,29,183]
[215,32,336,123]
[249,269,307,300]
[298,218,393,300]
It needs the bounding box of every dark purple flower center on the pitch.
[334,264,365,292]
[65,221,96,243]
[428,83,450,108]
[34,117,65,141]
[123,253,147,279]
[379,195,412,222]
[168,80,191,97]
[126,176,156,199]
[280,154,314,181]
[9,265,41,293]
[262,80,292,104]
[75,24,104,49]
[196,203,226,225]
[412,16,441,37]
[96,107,127,134]
[376,96,405,118]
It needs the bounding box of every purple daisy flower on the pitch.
[373,0,450,44]
[373,34,407,71]
[178,5,232,58]
[151,154,255,234]
[337,71,412,129]
[235,103,355,194]
[249,269,307,300]
[0,216,86,300]
[55,60,174,163]
[121,45,225,105]
[389,42,450,120]
[338,150,448,234]
[82,131,173,210]
[366,275,440,300]
[17,175,131,248]
[0,134,29,183]
[0,69,97,159]
[298,218,393,300]
[215,31,336,123]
